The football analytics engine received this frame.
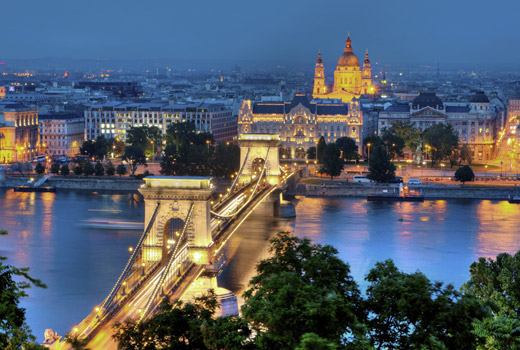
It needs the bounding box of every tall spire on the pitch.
[316,50,323,65]
[345,33,352,52]
[363,48,371,67]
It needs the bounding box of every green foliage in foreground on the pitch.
[0,231,46,350]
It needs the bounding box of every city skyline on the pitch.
[2,0,520,66]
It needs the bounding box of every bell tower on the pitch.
[362,49,373,94]
[312,51,326,97]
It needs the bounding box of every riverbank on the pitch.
[0,176,233,192]
[289,182,517,200]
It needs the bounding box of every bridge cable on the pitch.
[140,203,195,320]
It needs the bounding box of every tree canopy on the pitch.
[384,121,422,153]
[126,126,162,158]
[242,232,367,349]
[123,146,147,176]
[367,143,396,183]
[455,165,475,184]
[319,143,344,180]
[365,259,487,350]
[422,123,459,167]
[0,231,46,350]
[317,136,326,164]
[336,137,359,162]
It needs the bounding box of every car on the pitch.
[353,175,374,183]
[408,178,422,185]
[386,176,403,184]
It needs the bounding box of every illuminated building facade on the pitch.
[312,35,374,102]
[39,113,84,157]
[378,91,498,161]
[0,102,39,163]
[0,86,5,99]
[238,94,362,159]
[85,102,236,143]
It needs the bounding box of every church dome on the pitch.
[337,35,359,67]
[470,91,489,103]
[412,92,443,109]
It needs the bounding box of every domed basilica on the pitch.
[313,35,374,102]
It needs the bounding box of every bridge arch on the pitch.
[238,134,281,185]
[162,217,185,263]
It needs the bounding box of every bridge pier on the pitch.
[182,275,239,317]
[251,190,295,218]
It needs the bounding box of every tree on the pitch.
[94,162,104,176]
[83,162,94,176]
[317,136,326,164]
[365,259,486,350]
[123,146,147,176]
[112,138,126,158]
[306,146,316,160]
[114,291,218,350]
[105,162,115,176]
[319,143,343,180]
[460,144,473,166]
[422,123,459,167]
[126,126,162,158]
[462,252,520,349]
[384,121,421,155]
[116,164,127,177]
[0,230,47,349]
[242,232,368,349]
[381,131,405,160]
[367,143,396,183]
[455,165,475,184]
[81,136,111,160]
[74,166,82,176]
[50,162,60,175]
[336,137,359,162]
[211,142,240,178]
[35,162,45,175]
[160,144,180,176]
[60,164,70,176]
[363,135,382,161]
[9,162,24,176]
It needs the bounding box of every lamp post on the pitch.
[367,142,372,163]
[485,164,488,181]
[151,140,154,162]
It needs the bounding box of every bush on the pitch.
[94,162,104,176]
[74,166,82,175]
[116,164,127,177]
[455,165,475,184]
[83,162,94,176]
[106,162,115,176]
[50,162,61,175]
[61,165,70,176]
[35,162,45,175]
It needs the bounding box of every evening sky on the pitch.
[1,0,519,66]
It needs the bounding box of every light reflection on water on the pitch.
[2,190,520,342]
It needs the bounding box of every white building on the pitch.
[39,113,84,157]
[378,92,499,161]
[238,94,362,159]
[84,101,236,143]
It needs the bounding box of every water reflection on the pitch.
[475,200,520,258]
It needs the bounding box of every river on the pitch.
[1,189,520,342]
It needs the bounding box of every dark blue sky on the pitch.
[2,0,519,66]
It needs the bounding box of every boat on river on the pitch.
[508,185,520,203]
[14,185,56,193]
[79,218,144,230]
[367,183,424,202]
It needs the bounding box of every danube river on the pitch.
[1,189,520,341]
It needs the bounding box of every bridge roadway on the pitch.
[78,181,283,350]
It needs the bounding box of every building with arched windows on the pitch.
[238,94,362,159]
[313,35,374,102]
[0,102,39,163]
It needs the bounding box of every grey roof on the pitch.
[39,113,83,120]
[470,91,490,103]
[446,106,470,113]
[252,94,349,115]
[412,92,443,109]
[385,105,410,112]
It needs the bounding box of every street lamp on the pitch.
[367,143,372,163]
[151,140,154,162]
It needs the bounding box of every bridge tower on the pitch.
[138,176,215,265]
[238,134,281,186]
